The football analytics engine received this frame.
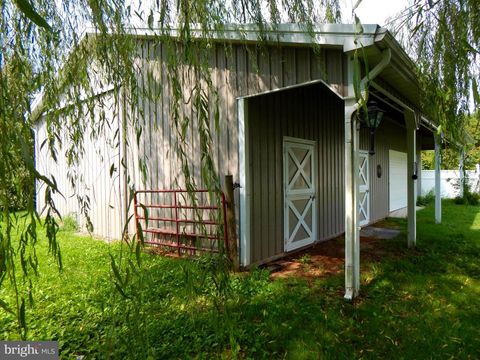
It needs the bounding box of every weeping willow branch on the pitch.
[3,0,434,341]
[391,0,480,147]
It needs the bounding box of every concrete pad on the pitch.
[389,206,424,218]
[360,226,400,239]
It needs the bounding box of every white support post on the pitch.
[238,98,251,267]
[459,149,465,198]
[405,111,417,247]
[416,138,422,202]
[434,134,442,224]
[344,98,360,300]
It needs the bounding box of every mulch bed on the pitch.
[266,233,398,281]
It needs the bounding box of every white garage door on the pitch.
[389,150,408,212]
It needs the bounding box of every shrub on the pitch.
[417,190,435,206]
[454,181,480,206]
[465,191,480,206]
[61,213,79,232]
[454,196,467,205]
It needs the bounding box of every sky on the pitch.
[342,0,410,26]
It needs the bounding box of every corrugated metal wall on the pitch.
[246,91,416,262]
[35,38,419,260]
[35,40,345,241]
[35,91,124,240]
[247,83,345,263]
[126,40,345,190]
[125,41,346,242]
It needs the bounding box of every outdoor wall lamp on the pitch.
[412,161,418,180]
[360,101,386,156]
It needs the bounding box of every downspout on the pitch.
[360,48,392,91]
[344,47,391,301]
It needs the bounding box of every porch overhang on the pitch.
[341,30,435,299]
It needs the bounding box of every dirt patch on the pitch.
[267,234,399,281]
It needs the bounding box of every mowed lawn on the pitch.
[1,201,479,359]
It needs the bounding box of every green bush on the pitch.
[417,190,435,206]
[60,213,79,232]
[454,196,467,205]
[0,164,34,211]
[465,191,480,205]
[454,181,480,206]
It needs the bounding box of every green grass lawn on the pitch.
[1,200,479,359]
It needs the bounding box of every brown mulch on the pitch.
[267,234,396,281]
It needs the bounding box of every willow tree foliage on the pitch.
[0,0,478,339]
[1,0,342,337]
[393,0,480,143]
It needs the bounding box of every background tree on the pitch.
[422,111,480,170]
[392,0,479,144]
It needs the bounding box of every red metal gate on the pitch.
[133,189,229,255]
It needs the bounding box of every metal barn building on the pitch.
[34,24,441,298]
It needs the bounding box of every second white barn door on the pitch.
[284,137,317,252]
[359,151,370,226]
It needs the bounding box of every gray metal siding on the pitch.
[125,42,346,246]
[127,41,345,191]
[35,40,345,241]
[35,91,124,240]
[248,83,344,263]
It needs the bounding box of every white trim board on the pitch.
[238,97,250,267]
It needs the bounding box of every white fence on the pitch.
[421,165,480,198]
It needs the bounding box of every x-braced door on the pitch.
[284,137,317,252]
[359,151,370,226]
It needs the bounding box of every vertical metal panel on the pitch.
[226,47,238,177]
[282,47,296,87]
[270,47,283,89]
[296,48,310,83]
[217,46,228,182]
[310,49,327,81]
[325,49,345,96]
[35,91,123,240]
[258,48,271,92]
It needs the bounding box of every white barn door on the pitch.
[283,137,317,252]
[359,151,370,226]
[389,150,408,211]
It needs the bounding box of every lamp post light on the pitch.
[361,101,386,155]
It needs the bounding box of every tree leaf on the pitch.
[114,282,130,299]
[352,0,363,11]
[472,79,480,106]
[0,298,14,315]
[109,163,116,177]
[13,0,52,32]
[110,254,124,287]
[19,298,26,330]
[354,15,364,35]
[135,241,142,267]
